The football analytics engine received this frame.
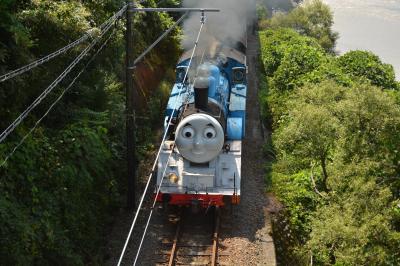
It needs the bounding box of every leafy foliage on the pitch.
[256,3,269,21]
[266,81,400,264]
[261,0,338,52]
[1,124,117,264]
[0,0,182,263]
[307,177,400,266]
[338,50,398,90]
[270,41,325,91]
[270,170,320,237]
[260,28,321,77]
[258,2,400,264]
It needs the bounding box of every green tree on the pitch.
[274,103,338,191]
[260,28,322,77]
[307,178,400,266]
[259,29,328,128]
[334,84,400,190]
[257,3,269,20]
[0,0,182,263]
[266,0,338,52]
[266,80,400,263]
[258,2,400,264]
[338,50,398,90]
[270,42,325,91]
[299,56,353,86]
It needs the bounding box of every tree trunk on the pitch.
[321,156,329,191]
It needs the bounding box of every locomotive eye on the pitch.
[182,126,194,138]
[204,127,216,139]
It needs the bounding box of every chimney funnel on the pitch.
[194,77,208,110]
[193,64,209,110]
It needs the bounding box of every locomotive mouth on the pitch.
[192,149,206,155]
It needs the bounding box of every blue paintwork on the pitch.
[227,117,243,140]
[166,55,247,140]
[228,83,247,139]
[165,83,193,117]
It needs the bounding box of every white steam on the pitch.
[182,0,255,51]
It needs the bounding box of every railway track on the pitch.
[156,207,221,266]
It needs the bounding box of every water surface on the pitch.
[323,0,400,80]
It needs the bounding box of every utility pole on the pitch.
[126,0,136,210]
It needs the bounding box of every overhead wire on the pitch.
[133,11,188,65]
[0,5,127,144]
[132,33,204,265]
[116,11,206,266]
[132,41,208,266]
[0,4,127,83]
[0,35,89,83]
[0,20,120,168]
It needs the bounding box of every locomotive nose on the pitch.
[193,135,205,153]
[192,142,206,155]
[175,113,224,163]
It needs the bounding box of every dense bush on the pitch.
[258,1,400,264]
[0,0,181,263]
[259,29,345,129]
[265,80,400,264]
[260,28,321,77]
[307,177,400,265]
[1,124,117,264]
[261,0,338,53]
[270,42,325,91]
[338,50,398,90]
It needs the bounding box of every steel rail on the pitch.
[211,207,220,266]
[168,211,182,266]
[166,208,221,266]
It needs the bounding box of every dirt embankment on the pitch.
[215,21,278,266]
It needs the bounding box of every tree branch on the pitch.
[310,163,327,198]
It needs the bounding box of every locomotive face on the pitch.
[176,113,224,163]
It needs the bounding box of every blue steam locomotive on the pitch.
[155,41,247,209]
